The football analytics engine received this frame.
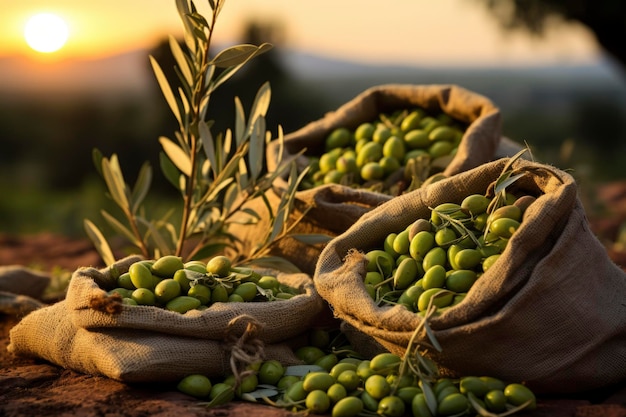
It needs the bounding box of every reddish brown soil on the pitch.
[2,182,626,417]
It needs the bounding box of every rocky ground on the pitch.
[2,180,626,416]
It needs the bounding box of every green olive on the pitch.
[206,255,232,277]
[459,376,489,397]
[461,194,491,216]
[482,254,501,272]
[129,262,155,290]
[355,123,375,141]
[504,383,536,410]
[332,396,364,417]
[437,392,468,416]
[131,288,156,306]
[393,257,419,290]
[489,217,520,239]
[417,288,454,311]
[369,353,401,376]
[360,391,380,412]
[177,374,212,398]
[285,380,307,402]
[428,140,453,158]
[403,129,430,149]
[454,248,482,270]
[188,283,211,304]
[377,395,406,417]
[411,393,433,417]
[303,372,336,392]
[326,127,352,150]
[445,270,477,293]
[392,230,411,255]
[409,231,435,260]
[422,247,447,271]
[400,110,424,132]
[151,255,184,278]
[165,295,201,313]
[361,162,384,181]
[154,278,181,304]
[434,227,457,248]
[421,264,446,290]
[326,383,347,404]
[364,374,391,400]
[366,250,395,277]
[258,360,284,385]
[314,353,339,372]
[484,389,507,412]
[489,204,522,223]
[210,285,229,303]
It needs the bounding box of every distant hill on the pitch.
[0,50,153,98]
[1,46,624,112]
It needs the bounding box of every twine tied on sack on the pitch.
[224,314,266,388]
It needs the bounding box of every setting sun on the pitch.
[24,13,69,53]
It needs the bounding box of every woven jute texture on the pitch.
[314,157,626,394]
[9,256,322,382]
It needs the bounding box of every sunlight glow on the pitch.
[24,13,69,53]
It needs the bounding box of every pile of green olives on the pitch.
[363,192,536,314]
[175,328,537,416]
[300,108,467,195]
[107,255,299,313]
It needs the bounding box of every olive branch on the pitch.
[84,0,306,269]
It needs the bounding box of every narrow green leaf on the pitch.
[169,35,193,87]
[247,82,271,132]
[199,120,216,177]
[283,365,325,377]
[248,117,265,181]
[209,44,272,91]
[234,96,246,147]
[238,158,249,189]
[223,129,234,168]
[159,152,182,189]
[204,177,234,204]
[494,172,526,195]
[420,379,438,416]
[150,56,182,125]
[422,320,442,353]
[102,156,129,211]
[131,162,152,214]
[210,44,259,68]
[83,219,116,266]
[160,136,192,177]
[222,182,240,215]
[267,208,285,244]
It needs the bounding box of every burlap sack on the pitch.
[0,265,50,299]
[232,84,503,274]
[9,256,323,382]
[8,300,301,382]
[267,83,503,189]
[64,256,324,344]
[314,157,626,394]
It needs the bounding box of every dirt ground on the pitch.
[2,181,626,417]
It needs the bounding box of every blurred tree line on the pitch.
[476,0,626,74]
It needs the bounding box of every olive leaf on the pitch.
[83,219,116,266]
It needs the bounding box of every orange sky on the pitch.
[1,0,601,66]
